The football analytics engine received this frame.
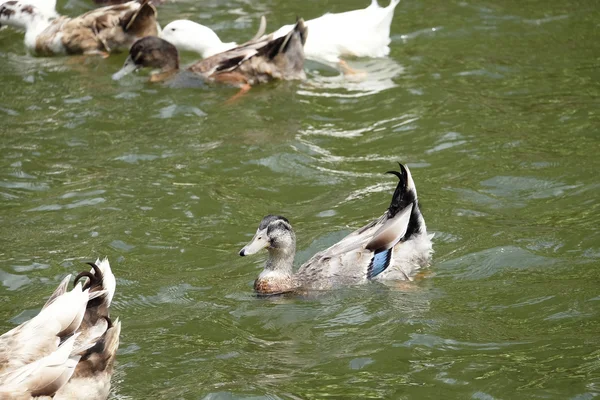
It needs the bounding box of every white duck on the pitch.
[0,258,121,400]
[160,0,401,73]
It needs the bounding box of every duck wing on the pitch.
[0,259,121,399]
[189,18,307,84]
[297,163,420,283]
[72,258,116,350]
[42,274,72,309]
[55,259,119,399]
[0,334,80,398]
[54,0,158,54]
[55,319,121,400]
[0,283,89,375]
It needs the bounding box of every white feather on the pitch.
[160,0,401,66]
[0,334,80,394]
[93,258,115,307]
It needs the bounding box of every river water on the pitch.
[0,0,599,398]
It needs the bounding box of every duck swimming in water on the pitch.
[112,19,307,97]
[160,0,401,74]
[0,259,121,399]
[0,0,56,20]
[0,0,158,56]
[239,163,433,295]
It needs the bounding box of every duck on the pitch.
[0,0,159,56]
[0,258,121,400]
[112,18,307,98]
[239,163,433,295]
[159,0,401,74]
[0,0,57,21]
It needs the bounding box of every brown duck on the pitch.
[112,18,307,97]
[0,0,159,56]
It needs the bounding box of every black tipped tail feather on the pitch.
[386,163,416,218]
[123,0,158,36]
[386,163,424,240]
[264,18,308,60]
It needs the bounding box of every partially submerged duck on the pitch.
[0,0,56,20]
[0,259,121,399]
[112,19,307,96]
[239,164,433,295]
[160,0,401,73]
[0,0,158,56]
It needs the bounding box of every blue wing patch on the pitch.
[367,248,393,280]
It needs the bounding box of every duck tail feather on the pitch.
[276,19,294,54]
[94,257,116,307]
[386,163,416,218]
[275,18,307,56]
[103,318,121,365]
[296,18,308,46]
[73,317,109,355]
[249,15,267,42]
[125,0,157,35]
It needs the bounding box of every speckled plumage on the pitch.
[0,0,158,56]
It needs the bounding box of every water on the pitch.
[1,0,599,398]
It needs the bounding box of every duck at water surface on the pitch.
[0,0,56,19]
[239,163,433,295]
[160,0,401,74]
[0,259,121,399]
[0,0,159,56]
[112,19,307,99]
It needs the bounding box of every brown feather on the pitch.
[35,0,158,56]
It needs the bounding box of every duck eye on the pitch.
[257,236,262,240]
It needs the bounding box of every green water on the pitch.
[1,0,599,398]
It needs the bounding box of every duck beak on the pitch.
[112,56,138,81]
[239,229,269,256]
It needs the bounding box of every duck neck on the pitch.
[150,67,178,83]
[177,24,237,58]
[255,246,297,295]
[264,245,295,276]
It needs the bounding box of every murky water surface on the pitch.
[1,0,599,398]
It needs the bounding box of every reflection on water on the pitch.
[299,58,405,98]
[0,0,599,399]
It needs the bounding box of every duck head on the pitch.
[239,215,297,273]
[112,36,179,82]
[240,215,299,294]
[160,19,237,59]
[240,215,295,255]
